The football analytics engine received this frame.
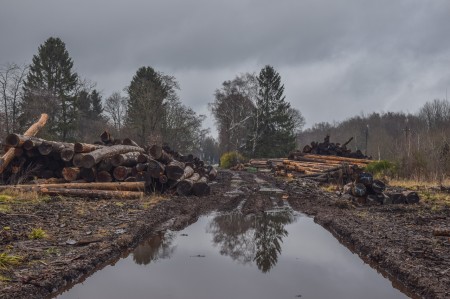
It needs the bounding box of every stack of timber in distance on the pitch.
[274,154,372,184]
[291,135,371,159]
[0,116,216,199]
[341,172,420,205]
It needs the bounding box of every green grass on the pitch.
[28,228,47,240]
[0,253,22,270]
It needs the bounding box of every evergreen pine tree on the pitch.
[90,89,103,119]
[251,65,295,157]
[126,66,176,145]
[20,37,78,141]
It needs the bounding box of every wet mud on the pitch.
[0,170,449,298]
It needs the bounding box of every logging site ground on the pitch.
[0,170,449,299]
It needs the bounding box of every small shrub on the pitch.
[28,228,47,240]
[0,253,22,270]
[365,160,396,177]
[220,151,246,169]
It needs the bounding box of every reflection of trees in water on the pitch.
[208,209,295,273]
[133,232,176,265]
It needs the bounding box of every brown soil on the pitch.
[0,170,449,299]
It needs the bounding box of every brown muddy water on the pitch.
[56,208,410,299]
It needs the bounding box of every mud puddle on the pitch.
[56,207,409,299]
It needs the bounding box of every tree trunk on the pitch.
[61,148,75,162]
[38,141,73,156]
[5,134,44,148]
[0,113,48,173]
[72,153,85,167]
[74,143,103,153]
[352,183,367,197]
[0,181,145,191]
[192,176,210,196]
[40,188,144,199]
[176,172,200,195]
[147,159,165,178]
[96,170,113,182]
[166,160,186,180]
[113,166,132,181]
[82,145,145,168]
[403,191,420,204]
[111,151,141,167]
[137,153,149,163]
[62,167,81,181]
[80,168,96,182]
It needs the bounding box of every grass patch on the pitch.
[28,228,47,240]
[0,253,22,270]
[142,194,167,209]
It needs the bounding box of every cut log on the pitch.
[356,172,373,187]
[72,153,85,168]
[0,113,48,173]
[97,158,113,172]
[5,134,44,148]
[38,141,73,156]
[122,138,140,147]
[113,166,132,181]
[403,191,420,204]
[166,161,186,180]
[100,130,114,144]
[208,167,217,180]
[80,168,96,182]
[74,143,103,153]
[0,181,146,192]
[82,145,145,168]
[149,145,172,163]
[135,163,148,172]
[96,170,113,182]
[192,176,210,196]
[147,159,165,178]
[62,167,81,181]
[40,188,143,199]
[390,193,406,204]
[111,151,141,167]
[352,183,367,197]
[159,175,168,184]
[137,153,150,163]
[176,173,200,196]
[180,165,194,181]
[371,180,386,194]
[61,148,75,162]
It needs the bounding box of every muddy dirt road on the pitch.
[0,170,449,298]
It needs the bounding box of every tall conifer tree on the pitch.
[20,37,78,141]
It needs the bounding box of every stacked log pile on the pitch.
[0,114,216,199]
[274,154,372,183]
[342,172,420,205]
[292,135,371,159]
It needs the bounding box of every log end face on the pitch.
[82,155,96,169]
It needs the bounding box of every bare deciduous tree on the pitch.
[104,92,127,136]
[0,63,28,135]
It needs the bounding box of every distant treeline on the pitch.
[298,98,450,181]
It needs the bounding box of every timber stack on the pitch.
[0,114,216,199]
[341,172,420,205]
[273,135,372,183]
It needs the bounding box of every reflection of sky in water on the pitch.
[57,212,409,299]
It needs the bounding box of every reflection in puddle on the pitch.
[132,232,176,265]
[57,209,410,299]
[208,209,295,273]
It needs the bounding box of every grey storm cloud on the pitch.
[1,0,450,135]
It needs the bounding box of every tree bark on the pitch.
[176,172,200,195]
[111,151,141,167]
[82,145,145,168]
[0,113,48,173]
[62,167,81,181]
[166,160,186,180]
[38,141,74,156]
[0,181,146,191]
[192,176,210,196]
[74,143,103,153]
[147,159,165,178]
[96,170,113,182]
[113,166,132,181]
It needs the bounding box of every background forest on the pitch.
[2,37,450,181]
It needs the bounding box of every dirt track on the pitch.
[0,170,449,299]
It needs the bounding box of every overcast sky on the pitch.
[1,0,450,136]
